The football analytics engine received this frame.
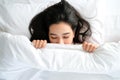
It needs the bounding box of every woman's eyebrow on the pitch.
[49,33,57,35]
[50,32,70,35]
[62,32,70,35]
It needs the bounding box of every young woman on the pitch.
[29,0,99,52]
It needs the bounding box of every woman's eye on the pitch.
[63,36,69,39]
[51,37,57,39]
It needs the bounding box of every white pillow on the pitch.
[0,0,104,44]
[96,0,120,42]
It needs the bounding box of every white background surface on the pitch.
[97,0,120,42]
[0,0,120,42]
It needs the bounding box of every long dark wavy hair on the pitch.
[29,0,91,44]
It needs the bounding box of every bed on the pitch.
[0,0,120,80]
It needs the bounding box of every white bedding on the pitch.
[0,0,120,80]
[0,32,120,80]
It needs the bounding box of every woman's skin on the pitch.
[32,22,98,52]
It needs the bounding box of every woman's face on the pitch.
[49,22,74,44]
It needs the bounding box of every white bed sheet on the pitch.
[0,32,120,80]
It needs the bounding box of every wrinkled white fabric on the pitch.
[0,32,120,80]
[96,0,120,42]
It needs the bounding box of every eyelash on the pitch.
[63,36,69,39]
[51,36,69,39]
[51,37,57,39]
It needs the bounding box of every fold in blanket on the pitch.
[0,32,120,80]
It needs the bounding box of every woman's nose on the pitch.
[57,38,64,44]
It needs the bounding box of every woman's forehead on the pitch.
[49,22,72,30]
[49,22,73,34]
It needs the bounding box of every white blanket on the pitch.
[0,32,120,80]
